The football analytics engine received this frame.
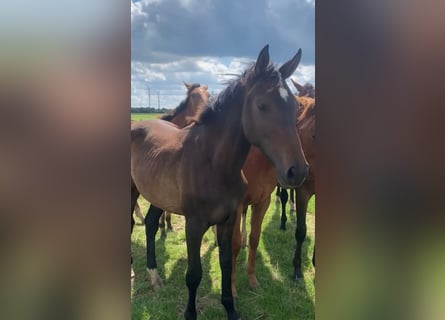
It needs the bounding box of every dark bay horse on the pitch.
[231,94,314,295]
[131,82,209,230]
[131,45,308,320]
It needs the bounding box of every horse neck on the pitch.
[170,111,189,128]
[200,92,250,175]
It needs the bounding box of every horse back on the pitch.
[131,120,186,213]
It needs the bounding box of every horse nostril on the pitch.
[287,166,297,180]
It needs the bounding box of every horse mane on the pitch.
[160,83,201,121]
[197,63,280,124]
[297,97,316,124]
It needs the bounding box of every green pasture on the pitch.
[131,113,162,121]
[131,194,315,319]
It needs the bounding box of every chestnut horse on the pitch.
[231,93,315,295]
[276,79,315,225]
[131,82,209,230]
[276,93,315,279]
[291,95,315,280]
[131,45,308,320]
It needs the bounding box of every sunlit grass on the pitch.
[131,193,315,319]
[131,113,162,121]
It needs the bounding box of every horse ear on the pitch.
[279,49,302,79]
[183,81,191,90]
[291,78,304,93]
[255,44,270,75]
[202,84,208,90]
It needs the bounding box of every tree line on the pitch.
[131,107,170,113]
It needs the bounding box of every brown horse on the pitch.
[232,92,315,295]
[131,82,209,230]
[131,120,146,225]
[291,95,315,280]
[275,79,315,209]
[277,95,316,280]
[131,45,308,320]
[291,78,315,98]
[133,201,145,225]
[158,82,209,236]
[160,82,210,126]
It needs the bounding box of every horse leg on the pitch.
[247,196,270,289]
[145,204,164,290]
[292,188,311,280]
[159,212,166,238]
[231,205,243,297]
[130,182,140,278]
[289,188,296,212]
[279,188,288,230]
[240,208,248,248]
[134,200,145,225]
[184,218,207,320]
[166,212,173,231]
[275,184,281,203]
[217,212,240,320]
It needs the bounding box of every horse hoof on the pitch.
[161,231,167,238]
[228,311,240,320]
[248,276,259,290]
[147,268,163,290]
[279,225,286,231]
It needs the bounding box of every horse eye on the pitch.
[258,104,266,111]
[312,134,316,139]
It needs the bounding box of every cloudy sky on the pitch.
[131,0,314,109]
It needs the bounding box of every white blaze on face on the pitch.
[279,86,289,101]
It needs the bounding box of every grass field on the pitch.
[131,113,163,121]
[131,194,315,320]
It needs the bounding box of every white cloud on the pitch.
[291,64,315,84]
[131,55,315,108]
